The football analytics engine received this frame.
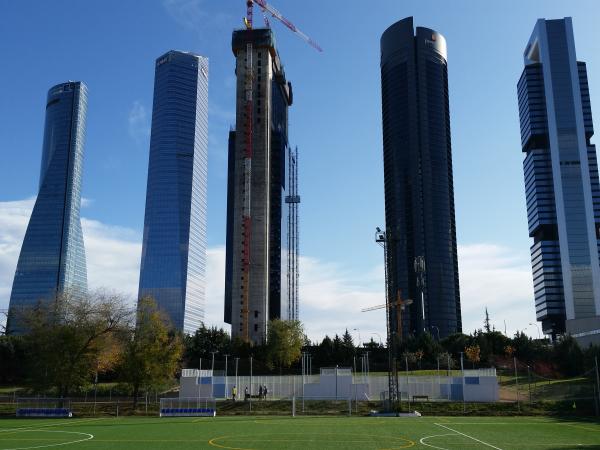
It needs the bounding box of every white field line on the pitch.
[435,423,504,450]
[419,433,454,450]
[0,418,104,434]
[0,429,93,450]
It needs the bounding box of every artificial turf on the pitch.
[0,416,599,449]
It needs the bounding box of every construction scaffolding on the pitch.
[240,38,254,342]
[285,146,300,320]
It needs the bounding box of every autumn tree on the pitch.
[265,319,304,370]
[20,290,131,397]
[118,297,183,409]
[465,344,481,369]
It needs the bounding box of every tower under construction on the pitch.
[286,146,300,321]
[224,27,294,344]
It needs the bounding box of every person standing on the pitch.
[258,385,263,400]
[232,385,237,401]
[263,385,268,400]
[244,386,249,401]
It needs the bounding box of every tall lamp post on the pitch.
[371,332,383,346]
[528,323,541,339]
[353,328,362,348]
[430,325,440,341]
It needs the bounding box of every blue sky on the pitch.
[1,0,599,341]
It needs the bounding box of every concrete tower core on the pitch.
[225,28,292,344]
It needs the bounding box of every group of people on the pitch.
[230,385,269,401]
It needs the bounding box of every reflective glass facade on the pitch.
[519,18,600,337]
[138,51,209,334]
[7,82,88,333]
[380,17,461,339]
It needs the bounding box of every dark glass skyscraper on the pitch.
[380,17,461,339]
[519,18,600,344]
[7,81,88,333]
[138,50,209,334]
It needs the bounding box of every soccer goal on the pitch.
[16,398,72,418]
[292,397,353,416]
[159,397,216,417]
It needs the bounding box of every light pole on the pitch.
[353,328,362,347]
[371,332,382,346]
[430,325,440,341]
[235,357,239,394]
[528,322,541,339]
[211,351,217,372]
[224,354,229,399]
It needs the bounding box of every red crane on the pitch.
[244,0,323,52]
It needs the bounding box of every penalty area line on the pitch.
[435,423,503,450]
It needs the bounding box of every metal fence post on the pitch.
[514,356,520,413]
[595,357,600,414]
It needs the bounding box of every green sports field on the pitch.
[0,416,599,450]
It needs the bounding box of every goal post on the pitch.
[16,398,72,418]
[159,397,216,417]
[291,397,352,416]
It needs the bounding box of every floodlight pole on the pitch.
[595,357,600,412]
[235,357,239,395]
[224,354,229,399]
[211,351,217,372]
[514,356,520,412]
[461,352,465,413]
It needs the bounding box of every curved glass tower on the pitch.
[380,17,461,339]
[7,81,88,333]
[138,51,209,334]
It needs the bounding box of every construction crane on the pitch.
[372,227,414,409]
[362,291,413,339]
[243,0,323,52]
[237,0,319,342]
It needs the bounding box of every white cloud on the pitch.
[81,218,141,302]
[458,243,536,336]
[128,101,150,145]
[0,198,538,340]
[0,198,36,310]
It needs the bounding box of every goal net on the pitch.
[16,398,72,418]
[159,397,216,417]
[292,397,353,416]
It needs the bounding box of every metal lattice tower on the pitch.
[285,146,300,320]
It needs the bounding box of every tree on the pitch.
[0,334,26,384]
[118,297,183,408]
[484,308,491,333]
[183,325,231,368]
[465,344,481,369]
[553,335,584,376]
[21,290,131,397]
[265,320,304,370]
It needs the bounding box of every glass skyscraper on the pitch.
[519,18,600,344]
[138,50,209,334]
[7,81,88,333]
[380,17,461,339]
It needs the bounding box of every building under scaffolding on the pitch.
[285,146,300,321]
[224,28,298,344]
